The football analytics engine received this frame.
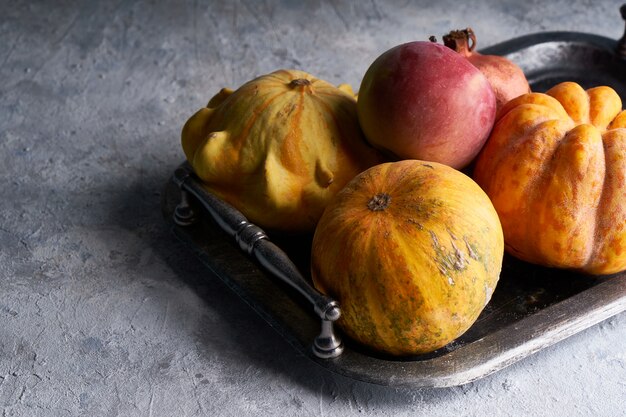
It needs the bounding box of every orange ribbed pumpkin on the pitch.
[181,69,383,233]
[474,82,626,274]
[311,160,504,356]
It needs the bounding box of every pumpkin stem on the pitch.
[368,193,391,211]
[442,28,477,57]
[289,78,312,89]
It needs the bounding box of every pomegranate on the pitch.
[443,28,531,112]
[357,41,496,170]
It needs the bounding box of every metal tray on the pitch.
[162,25,626,388]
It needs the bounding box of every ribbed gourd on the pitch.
[474,82,626,274]
[181,69,383,233]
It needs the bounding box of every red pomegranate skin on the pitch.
[443,28,531,112]
[357,41,496,169]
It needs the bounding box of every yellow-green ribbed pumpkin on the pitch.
[311,160,504,356]
[181,69,384,233]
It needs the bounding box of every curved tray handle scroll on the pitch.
[171,163,344,359]
[618,4,626,59]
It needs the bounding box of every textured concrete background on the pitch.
[1,1,626,416]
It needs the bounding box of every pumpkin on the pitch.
[473,82,626,274]
[311,160,504,356]
[181,69,384,233]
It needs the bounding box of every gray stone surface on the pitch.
[1,0,625,416]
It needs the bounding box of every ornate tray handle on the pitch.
[618,4,626,59]
[171,163,344,359]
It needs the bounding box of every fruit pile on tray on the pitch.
[178,23,626,358]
